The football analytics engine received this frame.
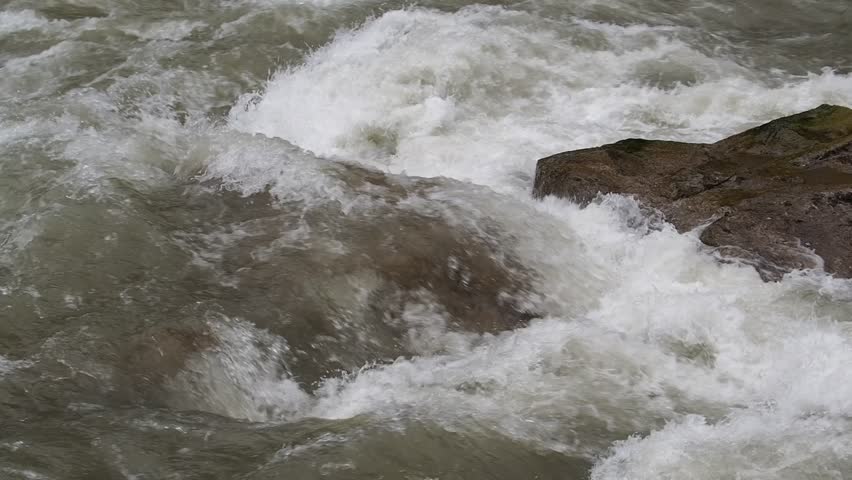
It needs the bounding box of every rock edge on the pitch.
[533,104,852,280]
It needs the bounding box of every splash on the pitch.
[1,0,851,477]
[231,6,852,191]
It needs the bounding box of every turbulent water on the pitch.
[1,0,852,478]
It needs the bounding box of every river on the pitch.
[1,0,852,478]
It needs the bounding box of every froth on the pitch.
[231,6,852,191]
[0,355,30,377]
[591,411,852,480]
[170,193,852,463]
[166,317,312,421]
[0,10,53,35]
[3,0,851,477]
[121,20,206,41]
[214,8,852,471]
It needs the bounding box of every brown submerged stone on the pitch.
[114,168,539,405]
[533,104,852,280]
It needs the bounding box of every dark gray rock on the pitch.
[534,104,852,280]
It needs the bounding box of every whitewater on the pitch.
[0,0,851,478]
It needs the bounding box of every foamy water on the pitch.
[1,0,851,478]
[231,6,852,190]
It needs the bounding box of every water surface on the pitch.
[1,0,852,478]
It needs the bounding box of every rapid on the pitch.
[1,0,851,478]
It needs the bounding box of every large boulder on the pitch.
[534,105,852,280]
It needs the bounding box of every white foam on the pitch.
[121,20,205,41]
[166,317,312,421]
[0,467,49,480]
[175,191,852,461]
[292,199,852,454]
[199,130,352,206]
[230,6,852,192]
[0,9,99,39]
[207,4,852,472]
[591,411,852,480]
[0,10,53,36]
[0,356,13,375]
[0,42,80,101]
[225,0,363,6]
[1,1,843,475]
[0,355,30,377]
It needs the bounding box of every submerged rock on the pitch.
[534,104,852,280]
[112,169,538,409]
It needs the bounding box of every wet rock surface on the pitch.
[534,105,852,280]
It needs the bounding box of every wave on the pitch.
[230,6,852,191]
